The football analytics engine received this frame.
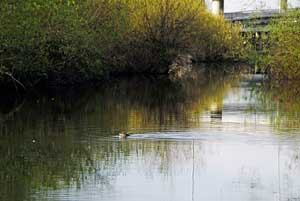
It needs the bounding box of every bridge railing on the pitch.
[224,9,282,21]
[225,8,300,33]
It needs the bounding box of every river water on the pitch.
[1,70,300,201]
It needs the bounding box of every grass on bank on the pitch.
[0,0,242,87]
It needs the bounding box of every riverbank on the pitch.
[0,61,252,99]
[0,0,242,89]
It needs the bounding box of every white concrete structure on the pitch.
[212,0,223,15]
[208,0,298,14]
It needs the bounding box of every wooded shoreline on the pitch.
[0,0,242,89]
[1,1,299,91]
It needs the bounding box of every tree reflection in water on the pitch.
[2,68,300,201]
[0,69,235,201]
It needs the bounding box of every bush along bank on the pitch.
[259,10,300,79]
[0,0,243,88]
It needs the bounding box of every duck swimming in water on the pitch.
[119,132,130,139]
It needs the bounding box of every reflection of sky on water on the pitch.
[30,75,300,201]
[3,72,300,201]
[222,87,270,126]
[35,140,300,201]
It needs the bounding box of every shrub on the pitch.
[112,0,243,73]
[0,0,127,85]
[262,10,300,79]
[0,0,242,86]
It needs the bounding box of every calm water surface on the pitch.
[1,71,300,201]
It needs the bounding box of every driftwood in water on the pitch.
[168,54,204,80]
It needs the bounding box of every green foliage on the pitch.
[241,31,271,73]
[262,10,300,79]
[0,0,241,86]
[115,0,243,72]
[0,0,126,85]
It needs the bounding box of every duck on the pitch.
[119,132,130,139]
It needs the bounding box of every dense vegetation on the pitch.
[261,10,300,79]
[0,0,241,87]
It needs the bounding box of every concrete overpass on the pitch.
[224,9,282,33]
[224,9,281,23]
[223,8,299,33]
